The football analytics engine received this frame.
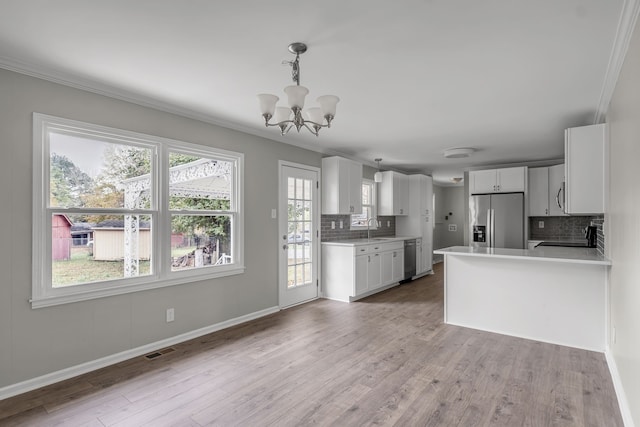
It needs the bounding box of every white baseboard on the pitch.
[605,347,636,427]
[0,305,280,401]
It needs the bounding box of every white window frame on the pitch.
[350,179,377,230]
[32,113,244,308]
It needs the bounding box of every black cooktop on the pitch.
[535,241,592,248]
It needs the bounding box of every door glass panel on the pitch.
[287,176,313,288]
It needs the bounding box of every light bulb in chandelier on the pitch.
[257,42,339,137]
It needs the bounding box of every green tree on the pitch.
[50,153,94,207]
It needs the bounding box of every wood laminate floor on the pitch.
[0,263,623,426]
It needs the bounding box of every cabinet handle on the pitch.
[556,187,562,209]
[374,253,379,257]
[368,255,370,262]
[360,248,366,252]
[374,247,379,250]
[393,252,397,257]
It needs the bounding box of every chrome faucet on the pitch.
[367,217,377,240]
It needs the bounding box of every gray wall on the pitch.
[0,69,322,389]
[433,185,465,261]
[607,13,640,425]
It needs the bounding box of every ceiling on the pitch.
[0,1,630,185]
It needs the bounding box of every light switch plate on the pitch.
[271,209,277,219]
[331,221,335,229]
[538,221,544,228]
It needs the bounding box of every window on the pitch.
[32,113,244,308]
[351,180,376,229]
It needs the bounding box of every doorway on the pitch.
[278,162,320,308]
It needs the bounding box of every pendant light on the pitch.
[374,158,383,183]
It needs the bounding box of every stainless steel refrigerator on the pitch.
[469,193,524,249]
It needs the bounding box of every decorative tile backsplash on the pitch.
[590,217,605,256]
[529,215,605,254]
[321,215,395,241]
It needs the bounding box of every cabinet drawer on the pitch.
[379,241,403,252]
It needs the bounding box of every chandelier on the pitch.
[257,42,339,137]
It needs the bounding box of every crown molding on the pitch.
[594,0,640,124]
[0,56,350,158]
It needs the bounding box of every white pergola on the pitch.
[122,159,231,276]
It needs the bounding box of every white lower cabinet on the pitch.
[391,249,404,283]
[322,240,405,302]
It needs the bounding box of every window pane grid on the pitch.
[34,114,244,307]
[351,180,376,228]
[287,177,313,288]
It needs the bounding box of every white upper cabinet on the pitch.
[470,167,526,194]
[528,167,549,216]
[564,124,606,215]
[528,165,567,217]
[321,156,362,215]
[548,164,566,216]
[378,171,409,215]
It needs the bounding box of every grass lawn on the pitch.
[53,250,151,287]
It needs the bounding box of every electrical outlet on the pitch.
[271,209,277,219]
[166,308,175,323]
[538,221,544,228]
[387,221,390,227]
[339,220,343,229]
[331,221,335,229]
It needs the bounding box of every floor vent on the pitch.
[144,347,176,360]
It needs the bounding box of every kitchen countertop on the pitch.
[434,245,611,266]
[322,236,420,246]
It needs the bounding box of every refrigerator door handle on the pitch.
[490,208,496,248]
[486,209,492,248]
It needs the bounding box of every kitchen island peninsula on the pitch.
[434,246,611,351]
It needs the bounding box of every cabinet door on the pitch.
[355,255,368,295]
[547,164,567,216]
[380,251,393,286]
[397,173,409,215]
[379,171,408,215]
[565,125,605,214]
[321,157,362,214]
[391,250,404,282]
[368,253,382,290]
[528,167,549,216]
[421,235,432,273]
[348,160,363,214]
[470,170,497,194]
[497,167,526,192]
[423,175,433,217]
[415,241,422,275]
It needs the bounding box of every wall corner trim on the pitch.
[0,305,280,401]
[605,346,637,427]
[595,0,640,124]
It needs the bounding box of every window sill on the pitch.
[31,266,245,309]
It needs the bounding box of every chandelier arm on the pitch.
[303,120,329,129]
[265,119,294,127]
[302,122,320,137]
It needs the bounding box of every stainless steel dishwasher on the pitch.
[404,239,416,280]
